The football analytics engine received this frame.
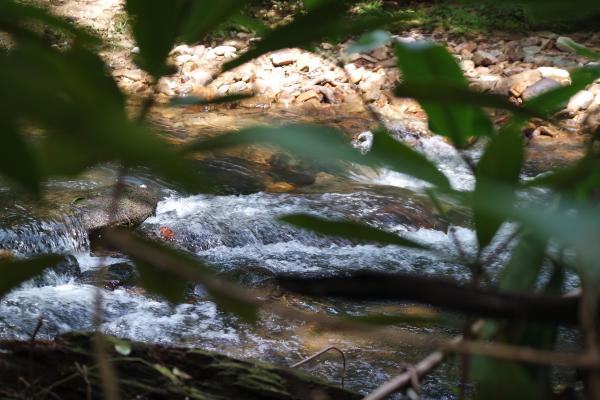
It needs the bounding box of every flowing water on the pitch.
[0,107,576,398]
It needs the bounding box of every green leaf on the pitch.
[394,42,493,147]
[280,214,427,249]
[526,65,600,116]
[394,82,541,119]
[0,255,64,298]
[135,258,188,304]
[103,230,258,324]
[499,232,547,292]
[184,124,365,166]
[114,341,132,356]
[224,2,392,70]
[471,357,546,400]
[180,0,250,43]
[365,130,452,189]
[473,129,524,249]
[0,117,40,196]
[125,0,181,78]
[556,37,600,60]
[171,93,253,106]
[345,30,391,54]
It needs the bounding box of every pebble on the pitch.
[508,69,542,97]
[521,78,561,101]
[567,90,595,113]
[472,50,498,66]
[213,45,237,56]
[537,66,571,85]
[555,36,575,53]
[189,69,212,86]
[131,46,140,54]
[295,90,320,103]
[228,81,248,94]
[271,52,297,67]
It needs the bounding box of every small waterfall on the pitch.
[0,215,90,257]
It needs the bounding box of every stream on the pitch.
[0,106,579,398]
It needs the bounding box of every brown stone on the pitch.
[295,89,321,103]
[266,182,296,193]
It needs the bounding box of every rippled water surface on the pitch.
[0,113,567,398]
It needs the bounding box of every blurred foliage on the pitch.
[0,0,600,398]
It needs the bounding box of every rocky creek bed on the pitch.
[0,1,597,398]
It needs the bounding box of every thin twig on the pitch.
[291,346,346,387]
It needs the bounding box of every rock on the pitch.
[595,94,600,105]
[522,45,541,57]
[555,36,575,53]
[271,52,297,67]
[371,47,389,61]
[266,182,296,193]
[74,185,158,236]
[189,68,212,86]
[131,46,140,54]
[508,69,542,97]
[537,67,571,85]
[472,50,498,66]
[521,78,561,101]
[213,45,237,56]
[0,249,12,261]
[195,157,268,195]
[567,90,595,113]
[521,36,541,46]
[217,84,230,96]
[471,75,502,92]
[459,59,475,73]
[175,54,193,64]
[170,44,192,56]
[295,89,321,103]
[228,81,248,94]
[156,78,176,96]
[113,69,145,81]
[79,262,139,288]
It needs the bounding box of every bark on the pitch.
[0,333,359,400]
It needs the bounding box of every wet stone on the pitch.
[521,78,561,101]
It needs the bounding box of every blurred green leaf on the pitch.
[366,130,451,189]
[0,255,64,298]
[345,30,391,54]
[474,129,524,249]
[180,0,250,43]
[499,232,547,292]
[395,82,541,119]
[171,93,253,106]
[135,258,188,304]
[105,230,258,324]
[0,117,40,196]
[184,124,365,165]
[471,357,546,400]
[225,2,392,70]
[280,214,427,248]
[125,0,181,78]
[394,42,494,147]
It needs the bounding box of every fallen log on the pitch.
[0,332,359,400]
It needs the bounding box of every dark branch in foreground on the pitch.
[277,272,579,325]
